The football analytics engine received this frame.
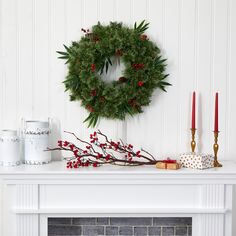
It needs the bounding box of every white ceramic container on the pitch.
[23,120,51,165]
[0,130,21,166]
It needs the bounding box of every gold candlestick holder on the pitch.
[213,131,222,167]
[191,128,196,153]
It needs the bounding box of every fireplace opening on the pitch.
[48,217,192,236]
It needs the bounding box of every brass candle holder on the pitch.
[213,131,222,167]
[191,128,196,153]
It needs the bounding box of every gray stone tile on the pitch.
[162,226,175,236]
[105,226,118,235]
[48,218,72,225]
[134,226,147,236]
[48,225,81,235]
[97,218,109,225]
[83,226,104,236]
[153,218,192,226]
[119,226,133,235]
[110,217,152,226]
[188,226,192,236]
[148,226,161,236]
[73,218,96,225]
[176,226,187,236]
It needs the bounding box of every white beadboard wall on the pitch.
[0,0,236,162]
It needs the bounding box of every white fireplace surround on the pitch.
[0,161,236,236]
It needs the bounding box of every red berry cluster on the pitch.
[137,81,144,87]
[90,89,97,97]
[91,63,96,72]
[66,160,98,169]
[132,63,144,70]
[90,132,98,143]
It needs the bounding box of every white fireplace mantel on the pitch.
[0,160,236,236]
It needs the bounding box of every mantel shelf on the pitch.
[0,160,236,184]
[0,160,236,175]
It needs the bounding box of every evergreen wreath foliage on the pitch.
[57,21,170,127]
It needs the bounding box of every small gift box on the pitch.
[179,153,214,170]
[156,159,181,170]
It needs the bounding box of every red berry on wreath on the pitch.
[138,81,144,87]
[90,89,97,97]
[91,63,96,72]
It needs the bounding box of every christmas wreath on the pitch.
[57,21,170,127]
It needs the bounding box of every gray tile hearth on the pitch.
[48,217,192,236]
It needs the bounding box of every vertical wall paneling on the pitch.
[115,0,132,23]
[48,0,66,160]
[0,0,235,159]
[228,0,236,160]
[161,0,180,155]
[18,0,33,122]
[195,0,213,154]
[179,0,196,152]
[1,0,17,129]
[0,0,3,129]
[146,0,165,156]
[64,0,86,142]
[33,0,49,119]
[212,0,229,159]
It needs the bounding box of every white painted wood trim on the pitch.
[13,207,229,215]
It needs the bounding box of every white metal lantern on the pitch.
[23,120,51,165]
[0,130,21,166]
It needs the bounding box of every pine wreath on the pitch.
[57,21,170,127]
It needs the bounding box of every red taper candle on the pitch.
[214,92,219,132]
[191,91,196,130]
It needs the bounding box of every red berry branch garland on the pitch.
[48,130,160,168]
